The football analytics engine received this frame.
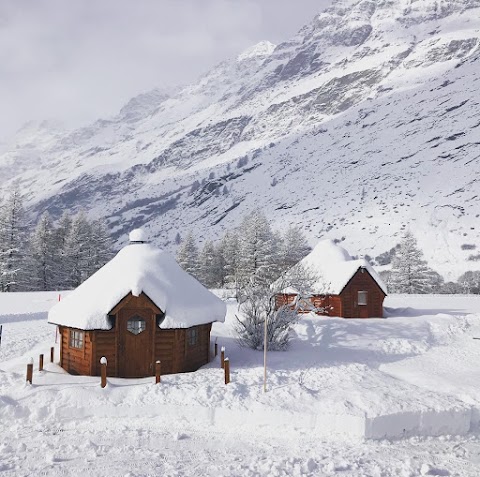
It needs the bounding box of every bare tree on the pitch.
[235,263,321,351]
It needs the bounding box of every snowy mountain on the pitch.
[1,0,480,280]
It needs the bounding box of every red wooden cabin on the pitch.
[275,240,387,318]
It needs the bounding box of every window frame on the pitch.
[187,328,199,347]
[126,316,146,335]
[358,291,368,306]
[69,329,84,349]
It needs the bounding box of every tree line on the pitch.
[175,209,311,292]
[0,189,113,292]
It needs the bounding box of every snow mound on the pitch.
[48,242,226,330]
[129,228,146,243]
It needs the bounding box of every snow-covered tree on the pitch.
[176,231,199,278]
[0,188,29,291]
[237,209,278,288]
[222,231,240,288]
[198,240,217,288]
[390,232,438,293]
[27,212,56,291]
[278,225,311,273]
[235,262,318,351]
[64,212,93,288]
[235,281,298,351]
[458,271,480,294]
[86,219,114,277]
[50,212,72,289]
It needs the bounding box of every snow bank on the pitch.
[4,292,480,444]
[48,242,226,330]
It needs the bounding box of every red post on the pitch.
[100,357,107,388]
[58,294,61,302]
[155,360,161,384]
[39,354,44,371]
[224,358,230,385]
[26,358,33,384]
[220,346,225,369]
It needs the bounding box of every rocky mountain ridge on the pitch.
[1,0,479,280]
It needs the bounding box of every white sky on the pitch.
[0,0,333,141]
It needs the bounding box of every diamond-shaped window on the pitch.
[127,316,146,335]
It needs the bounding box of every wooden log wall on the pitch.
[341,269,385,318]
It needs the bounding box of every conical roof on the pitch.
[48,237,226,330]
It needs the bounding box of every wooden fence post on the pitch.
[224,357,230,385]
[0,324,3,348]
[26,358,33,384]
[155,360,161,384]
[39,354,44,371]
[221,346,225,369]
[214,341,218,357]
[50,347,54,363]
[100,357,107,388]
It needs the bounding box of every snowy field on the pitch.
[1,292,480,476]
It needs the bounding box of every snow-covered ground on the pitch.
[1,292,480,475]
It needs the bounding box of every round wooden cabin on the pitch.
[48,229,226,378]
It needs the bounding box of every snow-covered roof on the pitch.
[48,233,226,330]
[281,240,387,296]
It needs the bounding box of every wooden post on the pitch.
[220,346,225,369]
[224,357,230,385]
[100,357,107,388]
[263,315,268,393]
[39,354,44,371]
[26,358,33,384]
[155,360,161,384]
[50,347,54,363]
[0,324,2,348]
[214,341,218,357]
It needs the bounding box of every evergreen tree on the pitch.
[64,212,92,288]
[51,212,73,289]
[212,241,227,288]
[86,219,114,277]
[222,231,240,289]
[278,225,311,273]
[458,271,480,294]
[176,231,199,278]
[198,240,217,288]
[27,212,56,291]
[237,209,278,287]
[390,232,437,293]
[0,188,29,291]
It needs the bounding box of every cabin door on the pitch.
[118,309,154,378]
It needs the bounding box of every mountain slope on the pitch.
[1,0,480,280]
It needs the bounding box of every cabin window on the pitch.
[70,330,84,349]
[358,291,368,306]
[187,328,198,346]
[127,316,146,335]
